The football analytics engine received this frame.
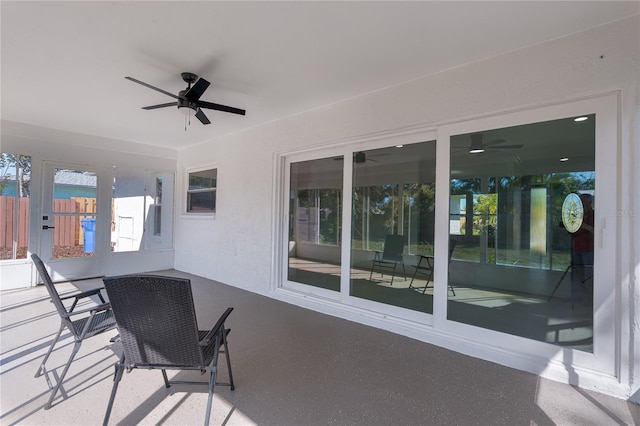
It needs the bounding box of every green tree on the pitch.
[0,154,31,197]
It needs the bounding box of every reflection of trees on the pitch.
[474,193,497,238]
[351,183,437,254]
[319,189,341,245]
[0,154,31,197]
[353,184,399,242]
[450,179,481,195]
[296,189,342,246]
[404,183,435,252]
[548,172,595,222]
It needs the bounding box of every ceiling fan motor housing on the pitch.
[177,89,198,114]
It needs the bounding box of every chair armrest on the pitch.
[60,287,107,312]
[414,255,434,269]
[199,307,234,347]
[63,302,111,319]
[59,287,104,301]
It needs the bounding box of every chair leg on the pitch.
[44,338,82,409]
[222,330,235,391]
[204,367,217,426]
[161,369,171,388]
[35,323,65,378]
[103,354,125,426]
[369,260,381,281]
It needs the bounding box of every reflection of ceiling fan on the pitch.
[464,133,523,153]
[333,151,386,163]
[125,72,245,125]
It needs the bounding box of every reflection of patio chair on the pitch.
[369,234,406,285]
[102,275,235,426]
[31,254,116,409]
[409,239,457,296]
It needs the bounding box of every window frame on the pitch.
[184,165,217,217]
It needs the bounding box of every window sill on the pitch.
[181,213,216,220]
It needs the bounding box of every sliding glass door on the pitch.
[436,94,617,374]
[349,142,437,314]
[447,116,596,351]
[280,94,617,375]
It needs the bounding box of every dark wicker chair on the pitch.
[31,254,116,409]
[102,275,235,426]
[369,234,407,285]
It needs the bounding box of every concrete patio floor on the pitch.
[1,269,638,425]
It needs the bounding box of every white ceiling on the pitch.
[2,1,638,150]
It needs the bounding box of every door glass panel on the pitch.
[0,153,31,260]
[448,115,595,352]
[350,141,437,314]
[51,168,97,259]
[288,157,343,291]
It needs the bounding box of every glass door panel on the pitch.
[350,141,437,314]
[448,115,596,352]
[287,157,344,292]
[50,168,98,259]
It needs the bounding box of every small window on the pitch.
[187,168,217,213]
[153,176,163,235]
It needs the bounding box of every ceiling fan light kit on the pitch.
[125,72,245,128]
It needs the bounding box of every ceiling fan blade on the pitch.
[487,144,523,149]
[197,100,246,115]
[195,108,211,125]
[185,78,210,101]
[142,102,177,110]
[484,138,507,147]
[125,76,179,100]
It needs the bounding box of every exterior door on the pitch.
[40,162,108,281]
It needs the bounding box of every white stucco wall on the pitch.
[175,16,639,400]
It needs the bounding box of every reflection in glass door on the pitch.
[350,141,437,314]
[447,115,596,351]
[287,157,344,292]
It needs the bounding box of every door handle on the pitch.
[42,225,55,230]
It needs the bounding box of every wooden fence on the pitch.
[0,196,97,249]
[0,196,29,249]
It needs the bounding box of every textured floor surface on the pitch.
[1,269,638,425]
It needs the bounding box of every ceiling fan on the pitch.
[333,151,386,164]
[125,72,245,125]
[463,133,523,154]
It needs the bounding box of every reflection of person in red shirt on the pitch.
[572,193,594,305]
